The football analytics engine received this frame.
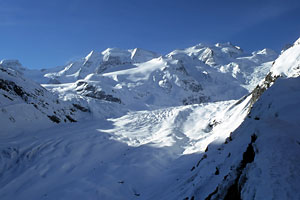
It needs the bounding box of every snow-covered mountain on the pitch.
[156,37,300,200]
[159,77,300,200]
[25,42,276,112]
[0,38,299,200]
[1,43,277,112]
[0,63,90,135]
[43,48,160,83]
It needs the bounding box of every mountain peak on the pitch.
[130,47,159,63]
[84,50,102,63]
[0,59,26,74]
[85,50,95,60]
[215,41,232,47]
[101,48,131,62]
[271,38,300,78]
[0,59,23,68]
[255,48,277,55]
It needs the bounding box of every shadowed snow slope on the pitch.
[0,97,251,200]
[155,37,300,200]
[0,65,89,135]
[160,77,300,200]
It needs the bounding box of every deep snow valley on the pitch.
[0,39,300,200]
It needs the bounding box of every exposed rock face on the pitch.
[75,82,122,104]
[249,72,279,110]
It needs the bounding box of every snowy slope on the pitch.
[155,37,300,200]
[44,57,210,110]
[0,96,251,200]
[167,42,277,90]
[43,48,160,84]
[249,37,300,109]
[160,76,300,200]
[0,65,89,135]
[271,37,300,77]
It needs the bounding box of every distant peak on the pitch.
[0,59,24,71]
[101,48,131,62]
[0,59,22,66]
[83,50,102,66]
[193,43,206,49]
[235,45,242,50]
[215,42,232,47]
[215,42,241,51]
[131,47,143,55]
[85,50,96,60]
[132,47,141,51]
[101,47,125,55]
[130,47,157,56]
[130,47,159,62]
[254,48,277,56]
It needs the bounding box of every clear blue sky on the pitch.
[1,0,300,69]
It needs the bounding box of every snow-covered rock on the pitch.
[249,37,300,109]
[0,65,89,135]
